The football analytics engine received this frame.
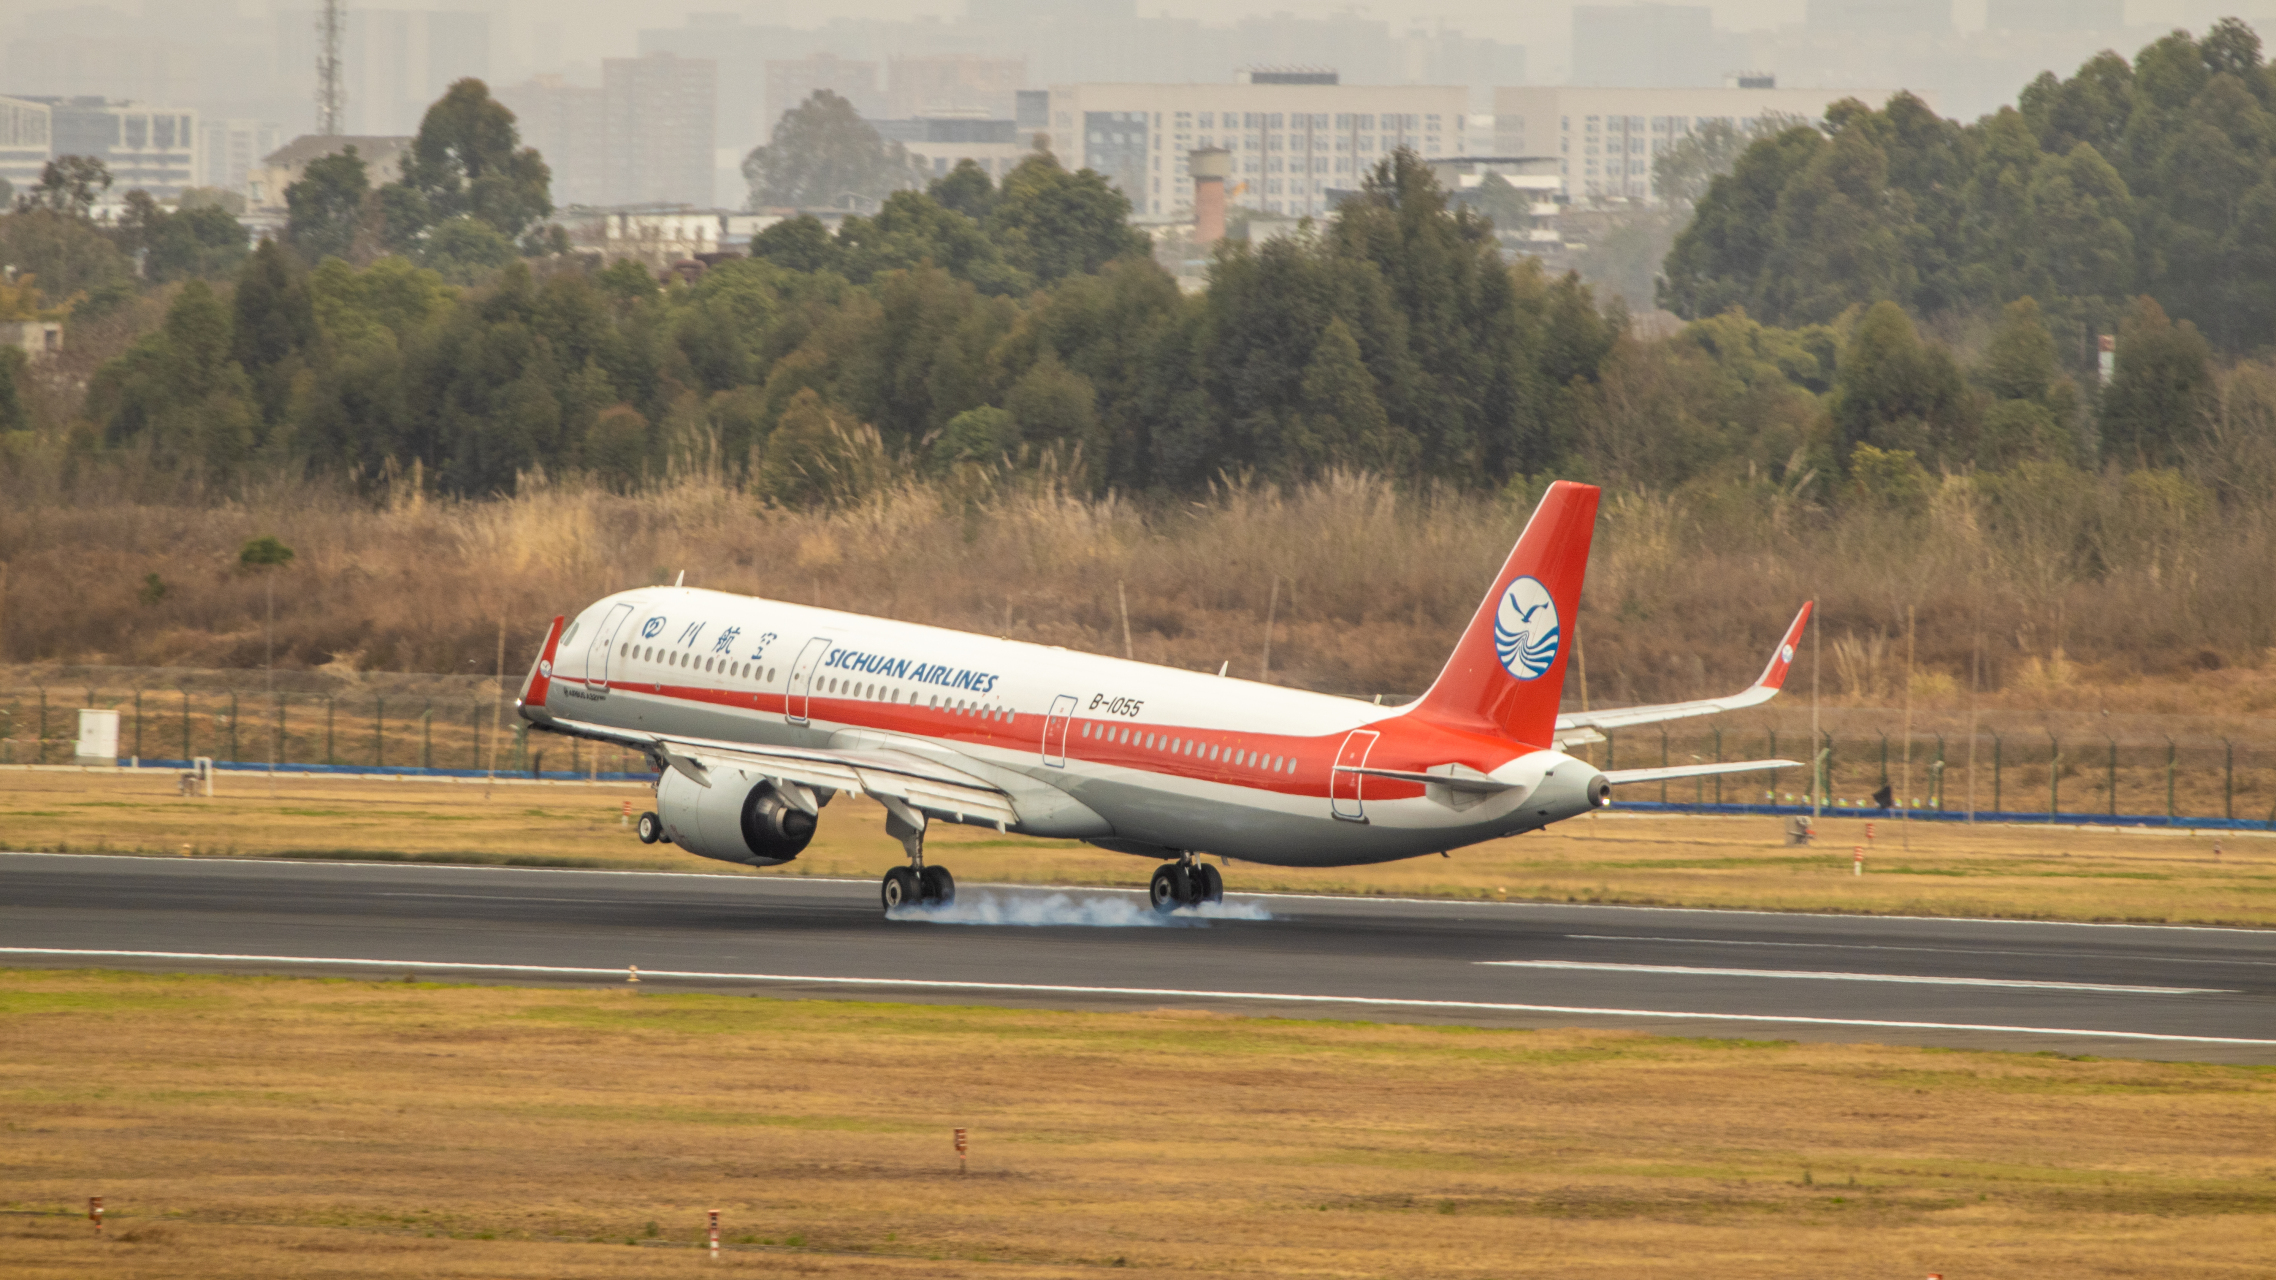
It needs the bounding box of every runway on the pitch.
[4,852,2272,1062]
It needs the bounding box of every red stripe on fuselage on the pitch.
[589,677,1519,802]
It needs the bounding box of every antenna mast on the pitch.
[316,0,344,135]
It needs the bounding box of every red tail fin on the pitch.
[1409,480,1599,747]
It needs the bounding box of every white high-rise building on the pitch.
[1494,85,1891,202]
[1048,74,1473,219]
[0,96,51,195]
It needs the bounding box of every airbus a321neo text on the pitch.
[516,481,1811,914]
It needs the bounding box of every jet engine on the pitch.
[655,766,818,866]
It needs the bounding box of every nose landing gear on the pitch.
[880,800,955,912]
[1149,856,1223,911]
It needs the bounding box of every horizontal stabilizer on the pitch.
[1338,764,1519,794]
[1603,758,1803,786]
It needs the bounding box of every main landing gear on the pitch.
[1148,855,1223,912]
[880,801,955,912]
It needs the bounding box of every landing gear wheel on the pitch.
[1195,863,1224,905]
[636,811,663,844]
[1149,863,1192,912]
[919,864,956,906]
[881,866,919,911]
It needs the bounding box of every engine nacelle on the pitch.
[656,767,818,866]
[1501,750,1612,831]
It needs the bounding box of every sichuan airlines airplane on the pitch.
[517,481,1810,913]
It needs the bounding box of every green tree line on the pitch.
[1666,19,2276,358]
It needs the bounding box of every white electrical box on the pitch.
[75,708,120,767]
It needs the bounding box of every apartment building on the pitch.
[1048,75,1472,218]
[246,134,414,212]
[198,118,283,197]
[498,76,607,208]
[875,117,1033,180]
[10,97,200,200]
[0,95,50,194]
[1493,85,1877,202]
[888,56,1025,120]
[604,52,717,208]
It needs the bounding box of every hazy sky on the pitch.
[8,0,2270,110]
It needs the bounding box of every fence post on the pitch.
[1821,731,1835,806]
[2047,731,2060,818]
[1606,729,1615,773]
[422,701,433,770]
[1932,735,1945,810]
[36,687,46,764]
[133,689,143,760]
[1992,731,2002,813]
[1712,727,1723,805]
[2106,737,2118,817]
[374,696,384,767]
[2166,737,2176,820]
[180,687,190,759]
[470,699,481,770]
[1660,727,1669,804]
[324,695,334,765]
[2225,739,2234,820]
[1878,732,1889,790]
[1767,729,1777,801]
[228,691,239,763]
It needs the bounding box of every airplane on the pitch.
[515,480,1810,914]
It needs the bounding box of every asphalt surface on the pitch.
[4,851,2272,1062]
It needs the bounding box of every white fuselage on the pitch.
[538,587,1603,868]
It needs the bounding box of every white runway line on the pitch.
[1561,934,2276,967]
[1478,960,2230,994]
[4,947,2270,1047]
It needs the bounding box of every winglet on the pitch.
[518,615,567,713]
[1751,601,1813,692]
[1409,480,1600,747]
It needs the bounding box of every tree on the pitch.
[1651,114,1806,207]
[24,156,111,218]
[984,154,1149,285]
[1830,300,1971,470]
[286,146,371,262]
[742,91,924,211]
[88,280,262,476]
[929,160,997,221]
[115,191,249,282]
[397,79,552,241]
[232,239,317,422]
[0,208,135,313]
[1293,316,1399,474]
[748,215,842,274]
[0,346,26,433]
[835,190,1029,295]
[2099,295,2214,468]
[420,215,517,283]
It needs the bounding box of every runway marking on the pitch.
[3,948,2269,1047]
[1478,960,2229,994]
[378,893,625,903]
[6,850,2272,935]
[1561,934,2276,968]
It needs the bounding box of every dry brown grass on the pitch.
[2,970,2272,1279]
[7,769,2273,926]
[1,468,2273,714]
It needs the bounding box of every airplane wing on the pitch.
[543,716,1020,830]
[1553,602,1812,743]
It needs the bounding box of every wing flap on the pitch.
[545,716,1019,829]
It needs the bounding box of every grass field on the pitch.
[4,767,2273,926]
[2,970,2272,1278]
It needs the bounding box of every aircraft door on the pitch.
[1330,729,1379,822]
[785,636,832,724]
[584,603,634,690]
[1043,694,1077,766]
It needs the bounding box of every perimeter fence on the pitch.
[4,666,2274,828]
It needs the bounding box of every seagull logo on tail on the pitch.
[1493,576,1560,681]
